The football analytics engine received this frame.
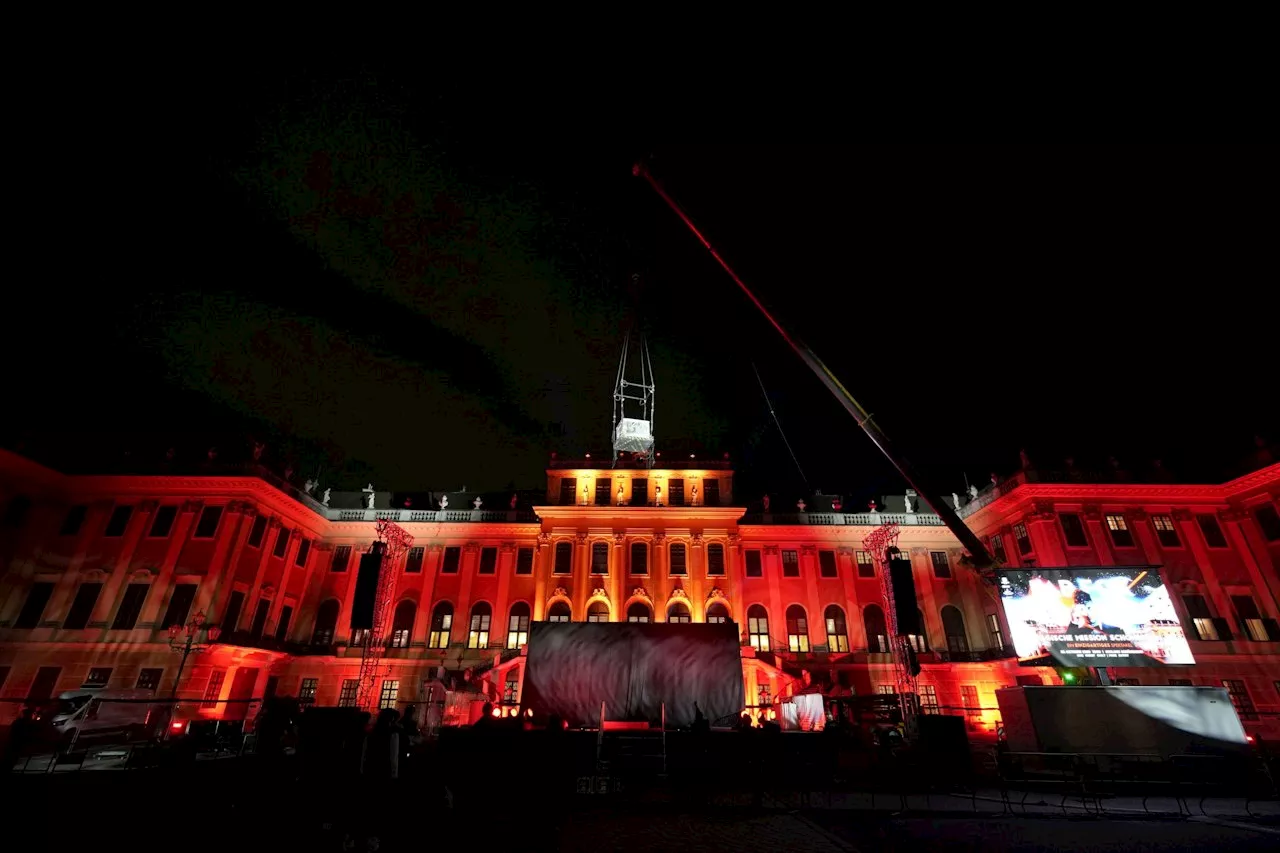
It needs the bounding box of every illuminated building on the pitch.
[1,446,1277,739]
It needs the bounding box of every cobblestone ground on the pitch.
[555,808,853,852]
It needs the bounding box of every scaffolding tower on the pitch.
[863,522,919,738]
[355,518,415,711]
[612,325,656,468]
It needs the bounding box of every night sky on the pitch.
[11,69,1275,503]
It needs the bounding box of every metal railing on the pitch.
[739,512,947,527]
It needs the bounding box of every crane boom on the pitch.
[633,161,993,570]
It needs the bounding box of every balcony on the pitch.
[217,630,327,656]
[738,511,946,527]
[326,508,540,524]
[549,456,733,471]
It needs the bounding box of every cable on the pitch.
[752,362,809,494]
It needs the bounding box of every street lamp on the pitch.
[167,611,221,703]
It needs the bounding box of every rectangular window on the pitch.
[930,551,952,578]
[160,584,198,630]
[248,515,268,548]
[83,667,112,688]
[986,612,1004,650]
[62,583,103,630]
[405,546,425,574]
[745,550,763,577]
[1059,513,1089,547]
[595,478,612,506]
[786,611,810,653]
[295,538,311,566]
[515,547,534,575]
[479,547,498,575]
[379,680,400,710]
[1197,514,1228,548]
[111,583,150,630]
[818,550,837,578]
[221,590,246,633]
[668,479,685,506]
[960,685,981,718]
[468,611,490,649]
[273,528,290,558]
[553,542,572,575]
[441,546,461,574]
[855,550,875,578]
[275,605,293,642]
[331,545,351,572]
[631,478,648,505]
[781,549,799,577]
[60,505,88,537]
[703,478,720,507]
[104,505,132,537]
[16,582,56,629]
[628,542,648,575]
[590,542,608,575]
[429,610,453,648]
[202,670,226,708]
[1182,594,1220,641]
[1255,504,1280,542]
[149,505,178,538]
[707,544,726,576]
[1013,522,1031,555]
[989,534,1006,563]
[1222,679,1257,720]
[1105,514,1134,548]
[249,599,270,637]
[298,677,318,706]
[669,544,687,576]
[1152,514,1181,547]
[136,668,163,691]
[194,506,223,539]
[558,477,577,505]
[919,685,940,715]
[1231,595,1273,642]
[338,679,359,707]
[877,685,895,696]
[508,611,530,649]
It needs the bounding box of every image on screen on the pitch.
[999,567,1195,667]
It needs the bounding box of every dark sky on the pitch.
[10,68,1275,502]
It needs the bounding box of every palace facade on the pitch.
[1,448,1278,739]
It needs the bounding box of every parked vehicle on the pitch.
[48,689,167,746]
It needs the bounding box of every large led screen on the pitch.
[999,567,1195,667]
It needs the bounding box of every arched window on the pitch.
[667,601,691,623]
[907,609,929,653]
[428,602,453,649]
[864,604,889,653]
[747,604,770,652]
[547,601,571,623]
[786,605,810,652]
[824,605,849,653]
[312,599,339,646]
[587,601,610,622]
[669,542,687,576]
[507,602,530,649]
[389,599,415,648]
[503,666,521,704]
[706,602,730,624]
[942,605,969,653]
[468,602,492,649]
[627,601,651,623]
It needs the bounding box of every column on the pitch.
[610,533,625,621]
[1223,510,1280,618]
[909,547,944,649]
[1127,509,1164,566]
[1171,509,1234,620]
[532,533,550,620]
[1082,504,1116,566]
[799,545,821,647]
[652,533,669,622]
[137,501,203,627]
[336,540,366,645]
[729,535,747,632]
[456,541,480,634]
[43,501,114,625]
[763,544,782,647]
[88,501,158,626]
[243,520,283,630]
[412,545,444,645]
[495,542,516,631]
[1024,502,1068,566]
[689,534,706,621]
[292,542,331,643]
[572,533,590,620]
[194,506,254,624]
[267,532,308,632]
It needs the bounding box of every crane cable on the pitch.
[752,362,809,495]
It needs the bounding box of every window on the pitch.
[248,515,268,548]
[960,685,980,718]
[669,543,688,576]
[295,538,311,566]
[62,583,102,630]
[104,505,132,537]
[405,546,425,574]
[338,679,359,707]
[312,599,339,646]
[668,479,685,505]
[468,604,491,648]
[631,478,647,505]
[706,602,730,624]
[989,534,1006,563]
[83,667,112,688]
[1231,595,1274,642]
[111,583,150,630]
[1222,679,1257,720]
[379,680,400,710]
[149,505,178,538]
[507,602,530,648]
[630,542,648,575]
[1168,678,1192,686]
[1059,513,1088,547]
[515,547,534,575]
[824,605,849,652]
[547,601,571,622]
[428,603,454,648]
[877,685,895,696]
[587,601,609,622]
[136,668,163,691]
[590,542,608,575]
[707,543,726,576]
[745,550,763,578]
[747,604,770,651]
[298,677,318,706]
[1152,515,1181,547]
[627,601,651,623]
[276,605,293,642]
[1197,514,1228,548]
[1013,522,1031,554]
[60,505,88,537]
[479,547,498,575]
[907,609,928,653]
[160,584,198,630]
[668,602,691,624]
[941,605,969,653]
[855,550,875,578]
[273,527,290,558]
[441,546,461,574]
[595,478,612,506]
[784,605,809,652]
[249,599,270,637]
[987,612,1004,650]
[1182,594,1221,641]
[930,551,952,578]
[558,477,577,505]
[504,669,521,704]
[704,478,720,507]
[863,605,889,653]
[1255,504,1280,542]
[1105,514,1134,548]
[194,506,223,539]
[818,550,837,578]
[781,550,799,577]
[331,545,351,572]
[919,685,940,714]
[553,542,572,575]
[390,600,416,648]
[203,670,227,708]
